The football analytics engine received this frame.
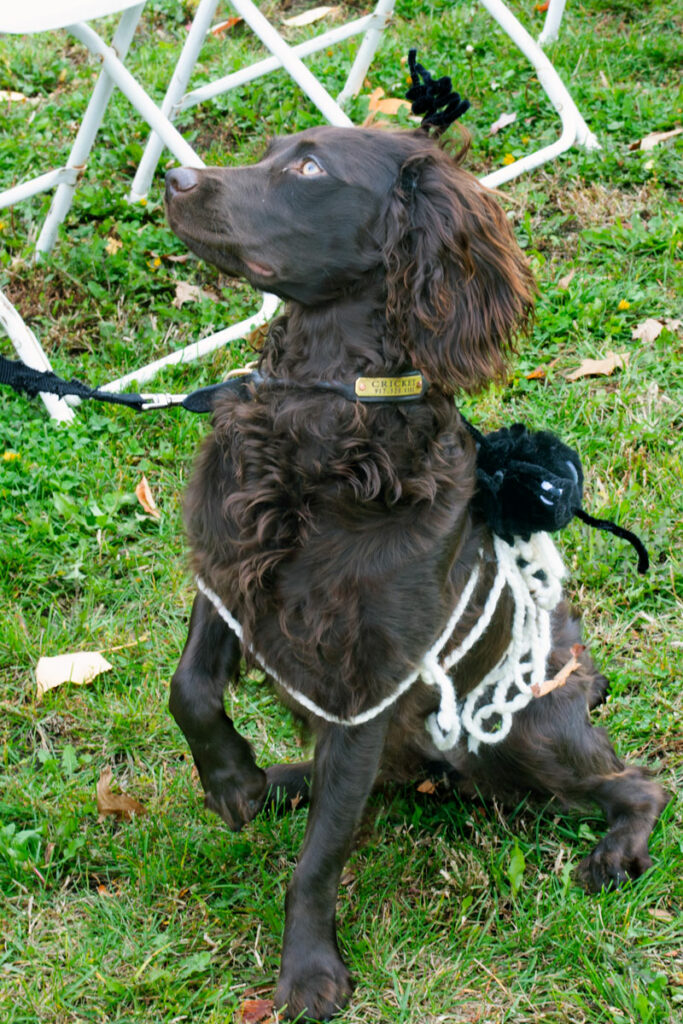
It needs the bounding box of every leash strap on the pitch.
[0,355,429,412]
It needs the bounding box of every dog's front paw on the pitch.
[576,832,652,892]
[202,765,267,831]
[275,950,352,1022]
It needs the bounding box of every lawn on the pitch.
[0,1,681,1022]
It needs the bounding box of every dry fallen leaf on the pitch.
[557,268,576,291]
[532,644,585,698]
[210,16,242,35]
[105,236,123,256]
[0,89,40,105]
[340,866,356,887]
[564,350,629,381]
[172,280,219,309]
[36,651,113,700]
[367,87,412,116]
[663,318,682,333]
[135,475,161,520]
[97,767,146,821]
[525,355,562,381]
[631,318,664,343]
[417,779,437,794]
[283,6,339,27]
[238,998,275,1024]
[489,111,517,135]
[629,127,683,152]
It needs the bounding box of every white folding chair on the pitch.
[128,0,396,202]
[479,0,598,189]
[129,0,596,200]
[1,0,595,422]
[0,1,279,421]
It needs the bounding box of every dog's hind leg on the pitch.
[463,680,669,892]
[170,591,267,830]
[275,715,390,1021]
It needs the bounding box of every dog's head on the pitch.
[166,126,534,393]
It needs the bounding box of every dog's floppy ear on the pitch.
[383,145,535,393]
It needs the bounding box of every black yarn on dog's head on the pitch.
[406,48,470,135]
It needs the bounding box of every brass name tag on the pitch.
[354,374,424,399]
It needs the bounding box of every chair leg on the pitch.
[538,0,567,47]
[35,3,145,257]
[128,0,221,203]
[67,21,204,170]
[100,293,281,394]
[0,289,75,422]
[479,0,599,189]
[337,0,395,105]
[228,0,352,126]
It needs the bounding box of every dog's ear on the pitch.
[383,146,535,393]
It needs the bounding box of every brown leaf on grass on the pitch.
[557,268,576,291]
[238,998,275,1023]
[104,236,123,256]
[631,318,664,343]
[135,475,161,520]
[564,351,629,381]
[97,767,146,821]
[532,644,585,698]
[0,89,40,105]
[417,779,437,794]
[172,280,219,309]
[283,6,339,27]
[340,866,356,887]
[525,355,562,381]
[36,651,113,700]
[210,16,242,35]
[628,127,683,152]
[367,87,412,116]
[488,112,516,135]
[632,317,682,342]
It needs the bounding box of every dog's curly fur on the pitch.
[165,126,667,1022]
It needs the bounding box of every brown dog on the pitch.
[165,126,667,1021]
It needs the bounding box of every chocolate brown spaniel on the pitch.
[165,126,667,1022]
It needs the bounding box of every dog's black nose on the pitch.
[165,167,199,197]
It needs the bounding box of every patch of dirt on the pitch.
[3,267,88,321]
[3,268,96,354]
[555,181,654,229]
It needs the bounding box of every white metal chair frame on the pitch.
[0,0,396,420]
[0,0,597,422]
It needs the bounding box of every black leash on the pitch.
[0,355,429,412]
[0,353,253,413]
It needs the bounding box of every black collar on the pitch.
[181,369,430,412]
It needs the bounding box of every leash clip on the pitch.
[139,392,187,411]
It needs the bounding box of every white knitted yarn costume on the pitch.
[196,530,565,754]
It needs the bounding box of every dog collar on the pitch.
[246,369,430,404]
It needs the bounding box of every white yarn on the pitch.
[195,530,565,753]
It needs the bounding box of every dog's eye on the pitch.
[299,157,325,177]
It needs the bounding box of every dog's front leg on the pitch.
[275,714,390,1022]
[170,591,267,830]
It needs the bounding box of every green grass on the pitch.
[1,1,682,1021]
